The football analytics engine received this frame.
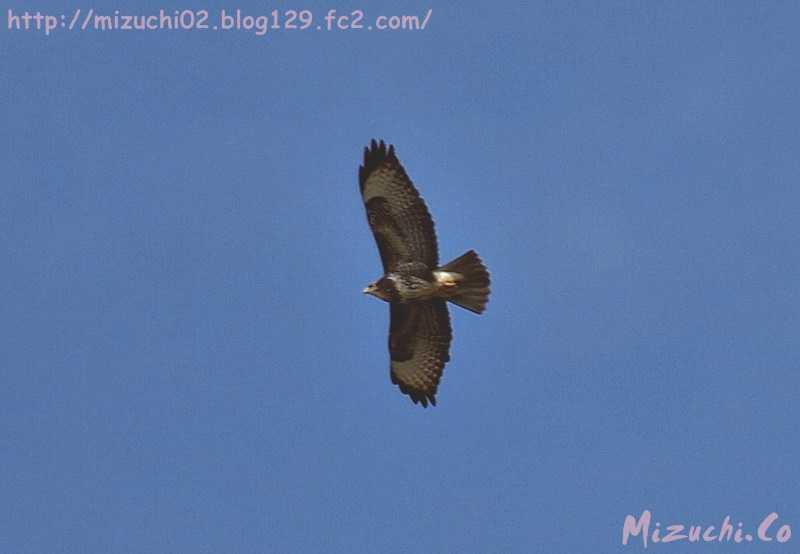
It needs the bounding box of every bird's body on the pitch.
[366,261,483,305]
[359,140,490,407]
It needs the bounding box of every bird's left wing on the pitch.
[389,299,452,407]
[359,140,439,272]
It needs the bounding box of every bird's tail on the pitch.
[437,250,490,314]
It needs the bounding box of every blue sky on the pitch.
[2,1,799,552]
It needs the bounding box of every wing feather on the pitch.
[389,299,452,407]
[359,140,438,272]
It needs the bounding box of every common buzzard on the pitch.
[359,139,490,407]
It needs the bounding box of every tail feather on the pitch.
[437,250,490,314]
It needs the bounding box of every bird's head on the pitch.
[363,276,397,302]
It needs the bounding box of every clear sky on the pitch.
[2,1,799,552]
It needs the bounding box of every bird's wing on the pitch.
[359,139,439,272]
[389,299,452,407]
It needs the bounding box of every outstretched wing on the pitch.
[389,299,452,407]
[359,139,439,272]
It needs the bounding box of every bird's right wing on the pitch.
[388,299,452,407]
[359,140,439,273]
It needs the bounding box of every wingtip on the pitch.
[360,139,400,190]
[365,139,395,156]
[411,392,437,408]
[396,382,438,409]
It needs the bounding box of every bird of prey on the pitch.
[359,139,490,407]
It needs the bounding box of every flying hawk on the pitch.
[359,139,490,407]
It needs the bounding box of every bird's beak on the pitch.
[363,285,375,295]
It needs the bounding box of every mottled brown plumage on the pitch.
[360,141,438,273]
[359,140,490,407]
